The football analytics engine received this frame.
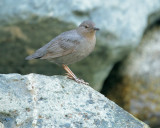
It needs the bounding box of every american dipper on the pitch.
[25,20,99,85]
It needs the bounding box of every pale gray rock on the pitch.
[0,73,149,128]
[0,0,160,90]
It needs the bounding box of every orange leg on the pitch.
[62,64,89,85]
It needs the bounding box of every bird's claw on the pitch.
[65,73,89,85]
[74,78,89,85]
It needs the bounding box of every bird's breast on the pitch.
[76,36,96,57]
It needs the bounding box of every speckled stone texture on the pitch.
[0,74,149,128]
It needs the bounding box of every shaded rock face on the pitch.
[104,24,160,128]
[0,73,149,128]
[0,19,74,79]
[0,0,160,90]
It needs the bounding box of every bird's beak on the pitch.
[93,27,100,31]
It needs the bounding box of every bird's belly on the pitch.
[50,46,94,65]
[50,51,87,65]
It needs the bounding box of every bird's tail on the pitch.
[25,46,46,60]
[25,55,34,60]
[25,54,41,60]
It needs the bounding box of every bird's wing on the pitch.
[40,36,80,59]
[25,30,80,60]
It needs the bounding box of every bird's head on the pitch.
[77,20,99,38]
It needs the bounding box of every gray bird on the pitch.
[25,20,99,85]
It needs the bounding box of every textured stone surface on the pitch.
[0,0,160,91]
[0,73,149,128]
[105,25,160,128]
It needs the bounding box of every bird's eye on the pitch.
[85,26,89,28]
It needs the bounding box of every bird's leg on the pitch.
[62,64,89,85]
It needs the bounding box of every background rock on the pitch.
[0,73,149,128]
[0,0,160,90]
[104,23,160,128]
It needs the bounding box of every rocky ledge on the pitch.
[0,74,149,128]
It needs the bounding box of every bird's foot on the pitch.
[74,78,89,85]
[65,73,74,80]
[65,73,89,85]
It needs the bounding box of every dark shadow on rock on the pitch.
[100,60,127,107]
